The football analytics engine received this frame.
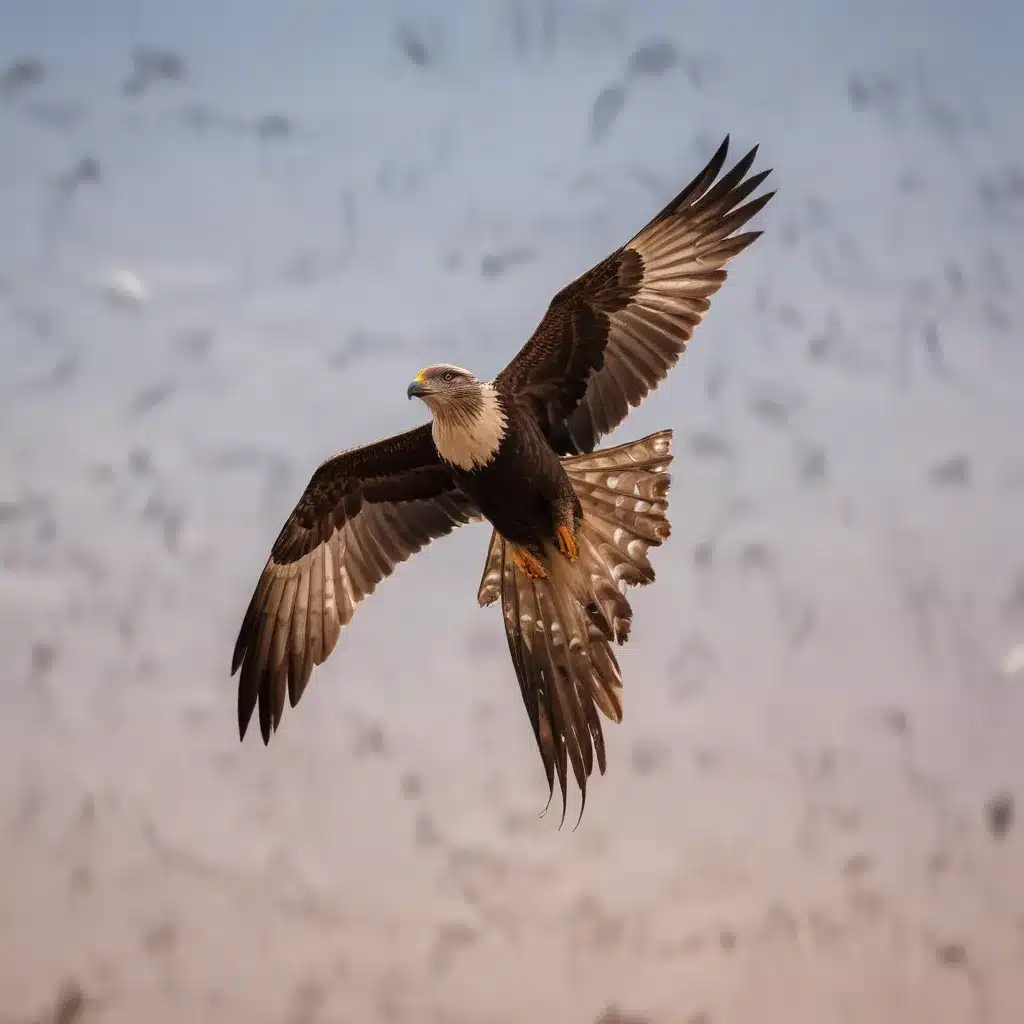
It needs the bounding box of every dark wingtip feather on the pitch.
[715,191,776,239]
[230,615,250,676]
[238,673,255,741]
[539,784,555,819]
[535,737,557,809]
[638,134,770,240]
[744,190,776,214]
[271,668,287,732]
[687,134,732,198]
[259,689,273,745]
[736,167,773,199]
[572,787,587,832]
[729,144,759,183]
[695,146,760,212]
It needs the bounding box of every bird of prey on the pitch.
[231,136,773,823]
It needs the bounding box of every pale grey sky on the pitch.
[1,2,1023,1022]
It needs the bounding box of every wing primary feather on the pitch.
[231,606,250,676]
[270,571,299,725]
[254,573,290,743]
[321,534,341,667]
[237,602,263,739]
[688,144,760,215]
[287,560,312,706]
[644,135,731,226]
[703,166,773,217]
[697,192,776,247]
[307,543,325,669]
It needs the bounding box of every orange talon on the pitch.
[512,546,547,579]
[555,524,579,562]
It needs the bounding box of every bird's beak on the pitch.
[407,379,430,400]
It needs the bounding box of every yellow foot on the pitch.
[555,524,579,562]
[511,546,547,579]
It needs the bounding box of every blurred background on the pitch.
[1,1,1023,1021]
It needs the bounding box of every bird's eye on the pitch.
[442,371,455,382]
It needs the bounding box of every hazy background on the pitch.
[2,1,1023,1021]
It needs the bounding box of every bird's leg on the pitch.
[554,498,581,563]
[555,523,579,562]
[510,544,548,580]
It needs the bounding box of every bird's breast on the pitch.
[452,430,569,548]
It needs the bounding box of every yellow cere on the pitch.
[415,368,429,382]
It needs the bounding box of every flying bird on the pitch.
[231,136,774,823]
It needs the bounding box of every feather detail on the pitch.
[493,136,773,455]
[233,424,480,744]
[478,429,673,824]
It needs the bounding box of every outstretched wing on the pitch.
[495,136,774,454]
[231,423,479,744]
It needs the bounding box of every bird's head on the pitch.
[406,364,482,411]
[407,363,507,469]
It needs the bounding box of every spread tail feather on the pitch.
[477,429,673,825]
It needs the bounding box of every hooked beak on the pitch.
[407,379,430,400]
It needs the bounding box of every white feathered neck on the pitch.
[431,381,508,471]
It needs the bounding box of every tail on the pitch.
[477,429,673,826]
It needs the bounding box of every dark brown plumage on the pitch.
[231,135,774,822]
